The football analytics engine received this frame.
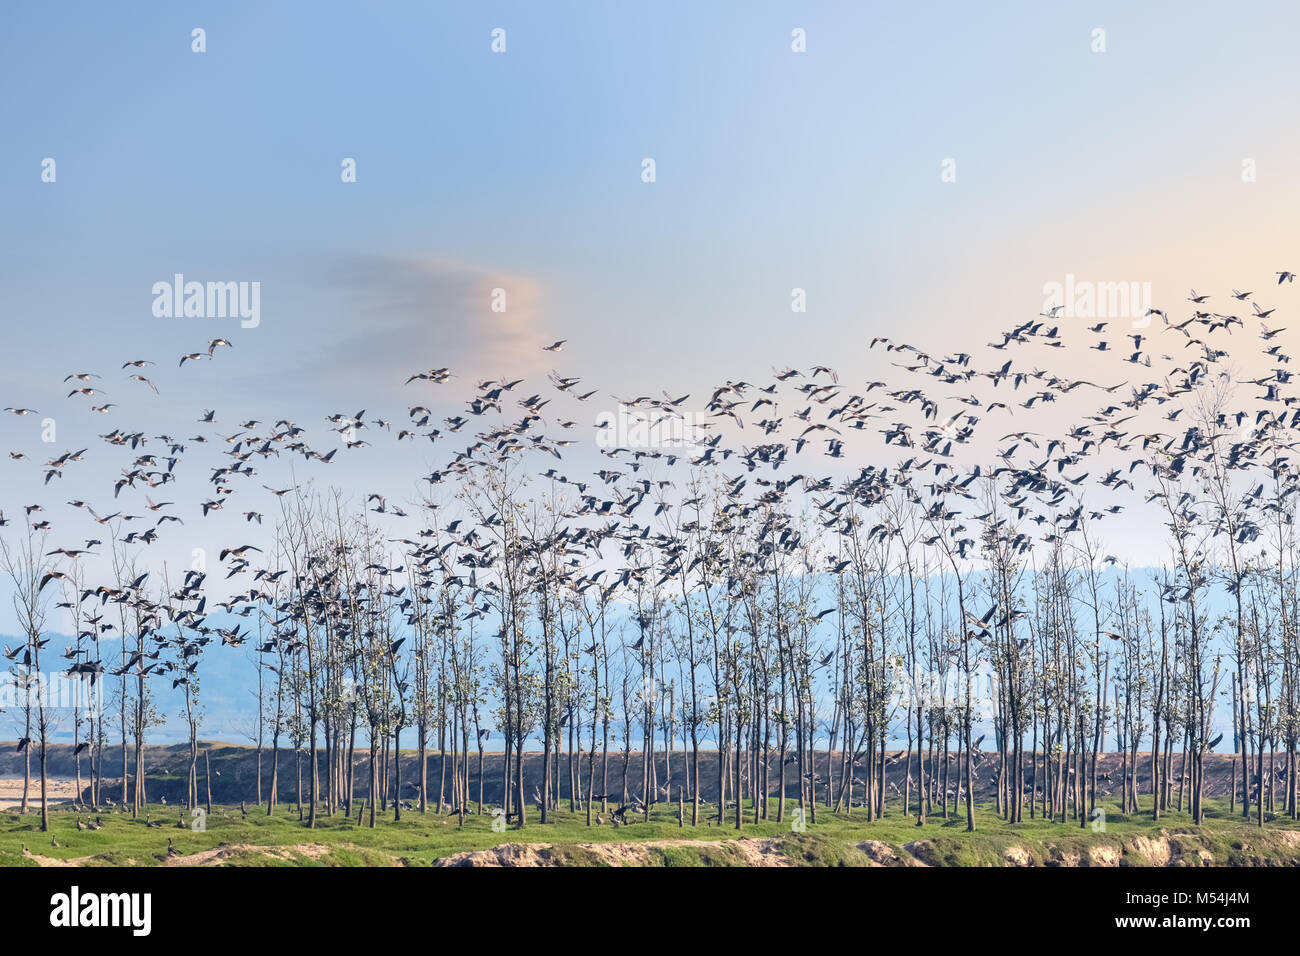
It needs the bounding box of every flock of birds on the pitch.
[1,271,1298,811]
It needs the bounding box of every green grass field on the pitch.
[3,797,1300,866]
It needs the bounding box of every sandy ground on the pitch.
[16,829,1300,867]
[0,777,80,810]
[159,842,336,866]
[21,842,368,867]
[433,836,798,867]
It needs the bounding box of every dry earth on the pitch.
[433,836,796,867]
[14,827,1300,867]
[21,840,368,867]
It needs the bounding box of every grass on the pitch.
[2,797,1298,866]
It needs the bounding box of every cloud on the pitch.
[252,255,549,403]
[336,256,547,372]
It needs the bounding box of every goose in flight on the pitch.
[38,570,72,592]
[543,340,567,352]
[219,544,262,561]
[48,547,94,559]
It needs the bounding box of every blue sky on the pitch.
[7,1,1298,393]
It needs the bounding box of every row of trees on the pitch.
[6,407,1295,834]
[4,302,1298,834]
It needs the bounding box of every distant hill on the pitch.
[0,741,1270,810]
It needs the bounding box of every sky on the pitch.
[1,2,1296,740]
[6,2,1298,394]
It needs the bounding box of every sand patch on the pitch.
[433,836,794,867]
[163,841,343,866]
[1128,833,1172,866]
[17,840,368,867]
[0,777,80,810]
[1087,844,1122,867]
[855,840,910,866]
[21,847,98,867]
[1003,844,1034,866]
